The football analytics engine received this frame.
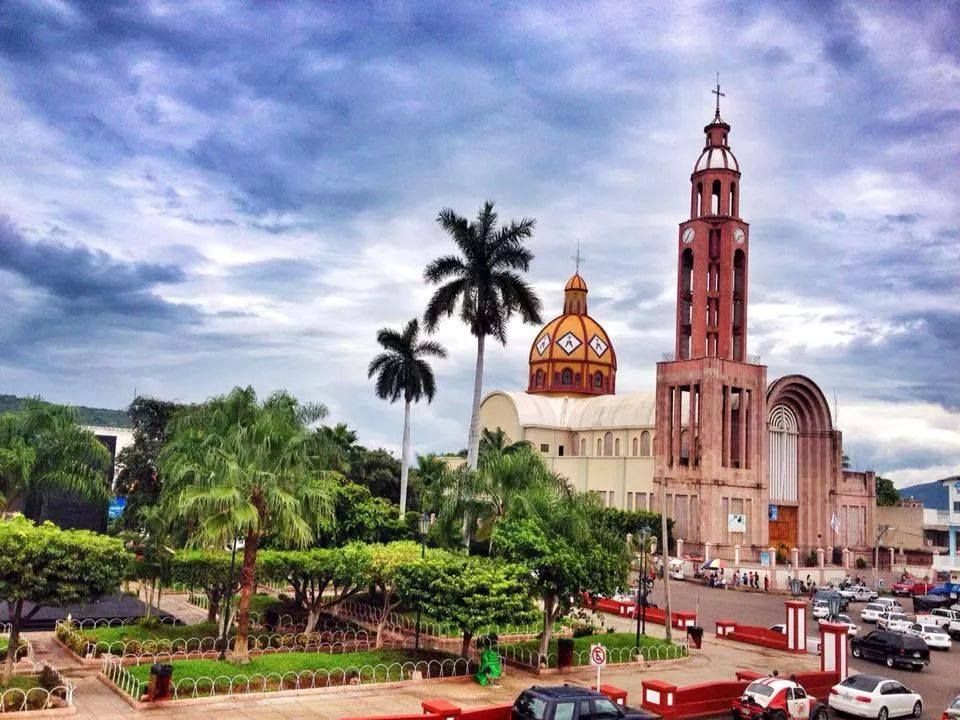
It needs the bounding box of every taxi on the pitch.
[731,677,828,720]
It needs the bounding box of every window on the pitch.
[954,501,960,513]
[513,695,547,720]
[562,368,573,385]
[534,369,544,388]
[581,438,587,455]
[636,493,647,511]
[558,445,564,457]
[603,432,613,456]
[711,179,721,214]
[768,404,798,501]
[614,438,621,456]
[627,492,634,510]
[540,443,549,453]
[632,437,638,456]
[597,438,602,455]
[593,699,622,720]
[554,702,576,720]
[594,371,603,388]
[640,430,651,456]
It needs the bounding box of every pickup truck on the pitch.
[915,608,960,638]
[838,585,878,602]
[891,579,934,596]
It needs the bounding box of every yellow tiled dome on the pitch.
[527,273,617,396]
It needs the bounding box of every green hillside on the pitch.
[0,394,131,428]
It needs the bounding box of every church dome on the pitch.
[527,272,617,396]
[694,145,739,173]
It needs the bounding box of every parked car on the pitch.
[903,622,952,650]
[877,612,913,634]
[840,585,879,602]
[512,685,661,720]
[818,613,859,636]
[943,695,960,720]
[828,674,922,720]
[891,579,934,597]
[915,608,960,638]
[813,589,849,611]
[769,624,786,635]
[861,603,889,624]
[850,631,930,670]
[874,598,904,611]
[812,600,831,619]
[732,677,828,720]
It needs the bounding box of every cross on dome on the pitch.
[571,241,585,274]
[712,74,725,122]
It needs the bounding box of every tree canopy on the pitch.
[875,476,900,507]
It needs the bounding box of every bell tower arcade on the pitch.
[654,84,768,556]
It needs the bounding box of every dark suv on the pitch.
[512,686,661,720]
[850,630,930,670]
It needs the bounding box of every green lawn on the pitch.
[124,648,464,697]
[81,621,220,646]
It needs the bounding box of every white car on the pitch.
[840,585,879,602]
[818,613,859,636]
[861,603,888,623]
[904,622,952,650]
[874,598,903,611]
[916,608,960,638]
[877,612,912,633]
[812,600,831,619]
[828,674,922,720]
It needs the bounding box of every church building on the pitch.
[478,94,877,563]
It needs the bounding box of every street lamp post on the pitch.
[218,536,239,661]
[635,527,651,648]
[414,513,430,653]
[874,525,894,590]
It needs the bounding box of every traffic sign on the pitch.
[589,643,607,667]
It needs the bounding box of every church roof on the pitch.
[564,273,588,291]
[486,390,655,430]
[694,145,739,173]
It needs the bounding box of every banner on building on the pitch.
[769,504,778,521]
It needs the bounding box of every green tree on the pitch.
[114,397,185,527]
[423,201,543,470]
[875,476,900,507]
[493,496,627,657]
[170,550,240,624]
[159,386,338,662]
[259,544,372,632]
[0,516,128,681]
[479,427,530,459]
[411,454,449,515]
[396,554,536,657]
[317,481,409,546]
[316,423,358,473]
[367,541,423,648]
[0,400,111,516]
[368,318,447,515]
[132,504,178,620]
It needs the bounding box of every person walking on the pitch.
[763,575,770,592]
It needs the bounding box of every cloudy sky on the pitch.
[0,1,957,487]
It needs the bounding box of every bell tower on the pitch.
[654,83,768,556]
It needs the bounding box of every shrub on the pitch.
[855,557,868,570]
[571,624,597,638]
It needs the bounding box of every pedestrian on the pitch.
[753,573,760,589]
[806,574,812,588]
[733,572,740,588]
[763,575,770,592]
[742,571,748,587]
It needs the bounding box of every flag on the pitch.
[830,512,840,533]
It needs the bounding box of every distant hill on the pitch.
[898,477,957,511]
[0,394,131,428]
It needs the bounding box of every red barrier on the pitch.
[459,705,512,720]
[583,594,696,628]
[422,699,462,719]
[725,625,789,651]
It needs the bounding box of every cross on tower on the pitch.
[712,74,725,120]
[572,241,585,274]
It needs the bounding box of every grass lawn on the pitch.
[80,621,221,647]
[123,648,466,697]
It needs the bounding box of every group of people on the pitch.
[704,567,770,591]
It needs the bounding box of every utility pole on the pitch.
[660,478,672,643]
[874,525,893,590]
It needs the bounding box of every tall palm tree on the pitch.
[158,387,337,661]
[479,427,531,461]
[368,318,447,514]
[424,201,543,470]
[411,453,449,515]
[0,400,110,515]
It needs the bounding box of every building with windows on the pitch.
[478,95,877,560]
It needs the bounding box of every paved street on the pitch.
[650,579,960,719]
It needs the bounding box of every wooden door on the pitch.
[769,505,798,551]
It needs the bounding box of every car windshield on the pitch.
[514,694,547,720]
[889,614,907,620]
[921,625,941,633]
[841,676,880,691]
[746,683,775,698]
[865,604,882,611]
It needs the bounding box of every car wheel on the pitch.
[877,707,888,720]
[770,710,787,720]
[812,706,829,720]
[885,655,895,668]
[911,701,921,718]
[852,646,862,658]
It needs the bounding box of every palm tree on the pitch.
[411,453,449,515]
[368,318,447,514]
[158,387,337,661]
[424,201,543,470]
[479,427,531,461]
[0,400,110,515]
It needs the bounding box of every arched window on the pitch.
[711,179,721,214]
[534,369,544,388]
[603,432,613,456]
[632,437,638,456]
[681,248,694,294]
[594,371,603,388]
[679,429,690,464]
[571,433,579,456]
[581,438,587,455]
[596,438,602,455]
[696,182,703,217]
[640,430,651,457]
[729,182,738,217]
[561,368,573,385]
[614,438,621,456]
[768,404,799,501]
[733,249,746,361]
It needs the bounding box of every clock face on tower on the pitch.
[682,228,695,244]
[734,228,745,245]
